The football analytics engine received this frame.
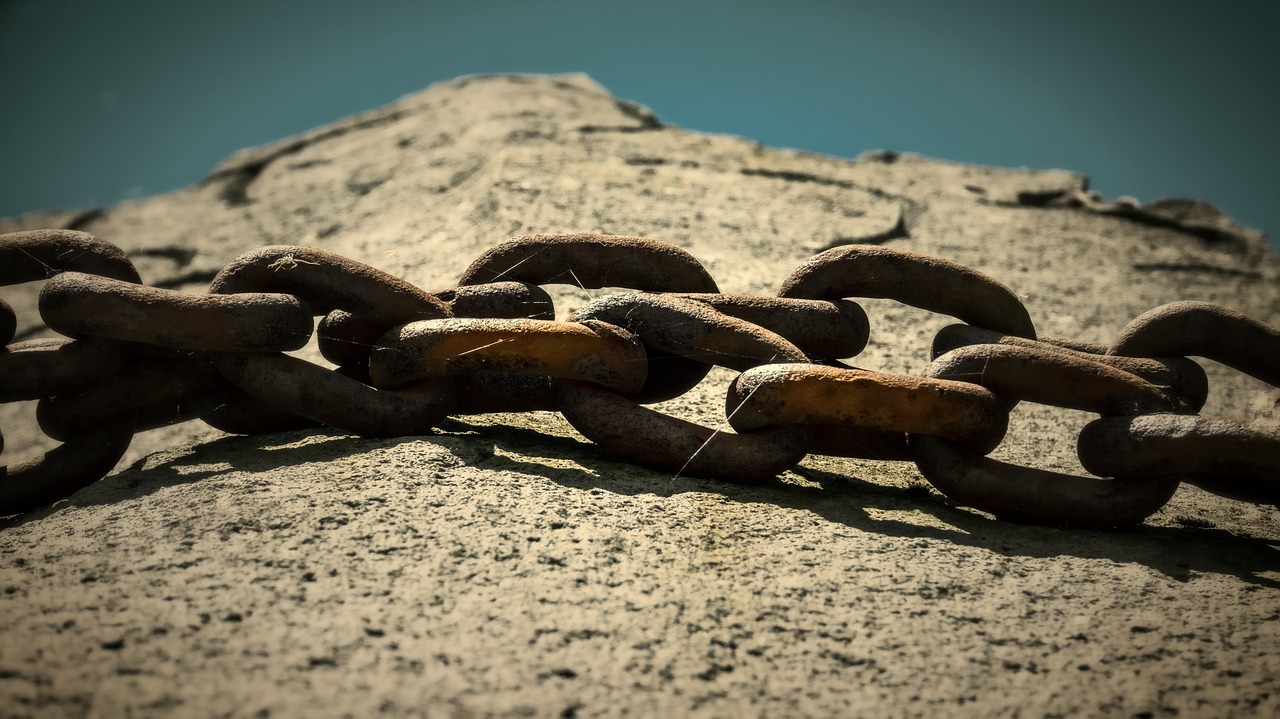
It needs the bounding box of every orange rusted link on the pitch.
[212,353,456,438]
[932,324,1209,412]
[728,363,1008,455]
[436,281,555,320]
[1,417,135,516]
[36,357,227,441]
[0,337,133,402]
[926,344,1182,416]
[39,272,313,352]
[317,282,555,367]
[1,298,14,345]
[456,233,719,292]
[0,229,141,285]
[208,245,451,326]
[369,318,648,396]
[778,244,1035,338]
[908,435,1182,528]
[1079,414,1280,506]
[670,294,870,360]
[1108,301,1280,387]
[199,387,321,436]
[570,293,807,371]
[555,379,809,482]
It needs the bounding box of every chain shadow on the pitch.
[4,419,1278,591]
[0,428,422,530]
[442,418,1280,590]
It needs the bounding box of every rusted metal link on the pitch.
[435,281,556,320]
[212,352,457,438]
[727,363,1008,456]
[669,294,870,360]
[925,344,1181,416]
[571,293,808,404]
[570,293,824,404]
[456,233,719,292]
[908,436,1183,528]
[208,245,451,326]
[777,244,1036,338]
[0,229,141,284]
[369,318,648,396]
[932,324,1209,412]
[1108,301,1280,387]
[1,298,14,345]
[909,343,1185,527]
[571,293,807,371]
[317,311,391,367]
[39,272,313,352]
[37,357,228,441]
[554,379,810,482]
[317,282,555,367]
[1079,414,1280,506]
[1,416,136,517]
[0,337,134,402]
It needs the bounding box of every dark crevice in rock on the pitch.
[1016,189,1072,207]
[741,167,855,189]
[213,161,269,207]
[1039,193,1257,247]
[63,208,106,231]
[861,150,900,163]
[1101,207,1251,246]
[577,124,664,134]
[432,165,482,193]
[739,167,926,228]
[624,157,668,166]
[1131,262,1262,280]
[204,111,406,206]
[346,178,388,197]
[740,166,914,205]
[613,99,662,129]
[819,217,910,251]
[288,159,333,170]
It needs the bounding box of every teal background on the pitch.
[2,0,1277,245]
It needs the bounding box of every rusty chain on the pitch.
[2,229,1278,527]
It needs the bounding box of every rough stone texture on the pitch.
[2,74,1278,718]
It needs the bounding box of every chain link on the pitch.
[2,228,1278,526]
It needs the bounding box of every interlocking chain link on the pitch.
[3,229,1278,527]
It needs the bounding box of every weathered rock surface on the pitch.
[2,74,1278,718]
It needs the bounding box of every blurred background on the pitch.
[2,0,1277,247]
